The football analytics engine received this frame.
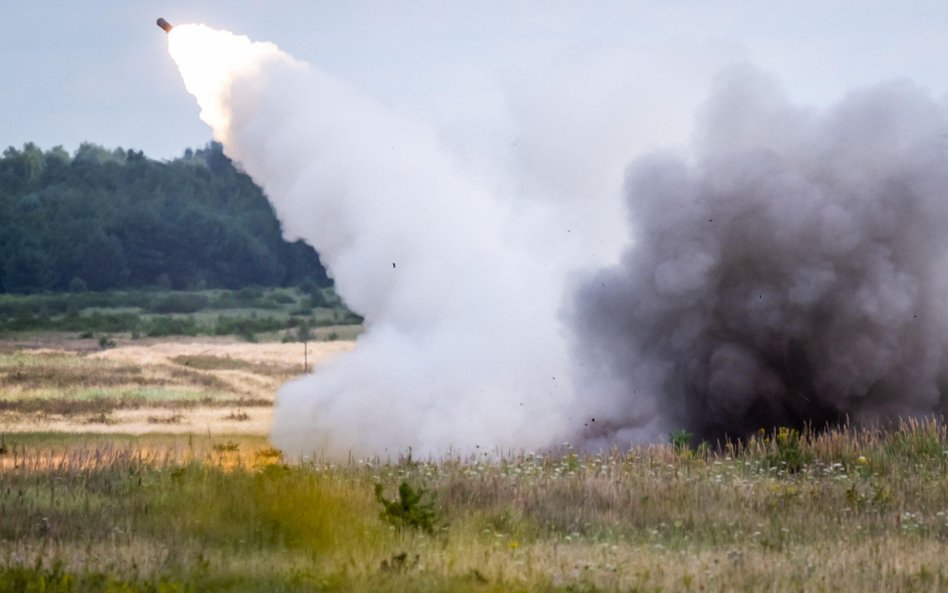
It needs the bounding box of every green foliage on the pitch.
[147,293,210,314]
[295,321,313,342]
[765,426,813,473]
[1,422,947,592]
[143,316,200,338]
[0,142,330,293]
[0,287,360,338]
[375,482,439,534]
[669,429,693,453]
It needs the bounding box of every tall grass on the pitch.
[0,421,946,591]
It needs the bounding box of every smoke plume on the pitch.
[570,66,948,446]
[168,25,588,458]
[169,25,948,456]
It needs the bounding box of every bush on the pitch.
[213,315,286,336]
[375,482,438,534]
[766,427,813,473]
[143,316,200,337]
[270,292,295,305]
[309,291,329,308]
[148,293,210,314]
[235,286,264,301]
[669,429,693,453]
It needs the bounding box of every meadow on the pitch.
[0,421,946,592]
[0,287,362,342]
[1,293,946,592]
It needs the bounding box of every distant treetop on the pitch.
[0,141,330,293]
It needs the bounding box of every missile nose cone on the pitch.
[156,18,173,33]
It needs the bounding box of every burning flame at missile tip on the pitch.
[165,23,289,143]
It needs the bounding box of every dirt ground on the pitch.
[0,337,354,436]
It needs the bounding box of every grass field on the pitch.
[0,334,946,591]
[0,421,946,592]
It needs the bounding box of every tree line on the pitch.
[0,141,330,293]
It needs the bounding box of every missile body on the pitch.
[156,18,173,33]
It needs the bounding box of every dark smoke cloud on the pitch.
[570,66,948,446]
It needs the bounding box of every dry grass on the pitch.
[0,339,353,435]
[0,423,945,591]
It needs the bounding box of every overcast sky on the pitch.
[4,1,948,160]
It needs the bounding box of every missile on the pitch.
[156,18,173,33]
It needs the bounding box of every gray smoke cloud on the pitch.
[569,66,948,446]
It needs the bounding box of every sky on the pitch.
[3,1,948,160]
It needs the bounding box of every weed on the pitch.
[84,412,114,425]
[172,355,249,371]
[254,447,283,465]
[379,552,419,572]
[147,413,184,424]
[766,426,813,473]
[223,410,251,422]
[0,423,946,592]
[669,429,692,453]
[375,482,439,534]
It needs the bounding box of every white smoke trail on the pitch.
[168,24,581,458]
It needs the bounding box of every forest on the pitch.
[0,142,330,293]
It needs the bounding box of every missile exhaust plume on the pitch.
[165,25,948,456]
[165,24,579,458]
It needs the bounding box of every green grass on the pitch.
[0,422,947,591]
[0,287,361,341]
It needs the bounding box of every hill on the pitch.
[0,141,329,293]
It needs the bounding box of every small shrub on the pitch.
[766,426,812,473]
[235,286,264,301]
[309,291,329,308]
[375,482,438,533]
[84,412,114,425]
[97,335,116,349]
[669,429,693,453]
[148,293,209,314]
[172,355,248,371]
[147,413,183,425]
[223,410,250,422]
[143,316,200,337]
